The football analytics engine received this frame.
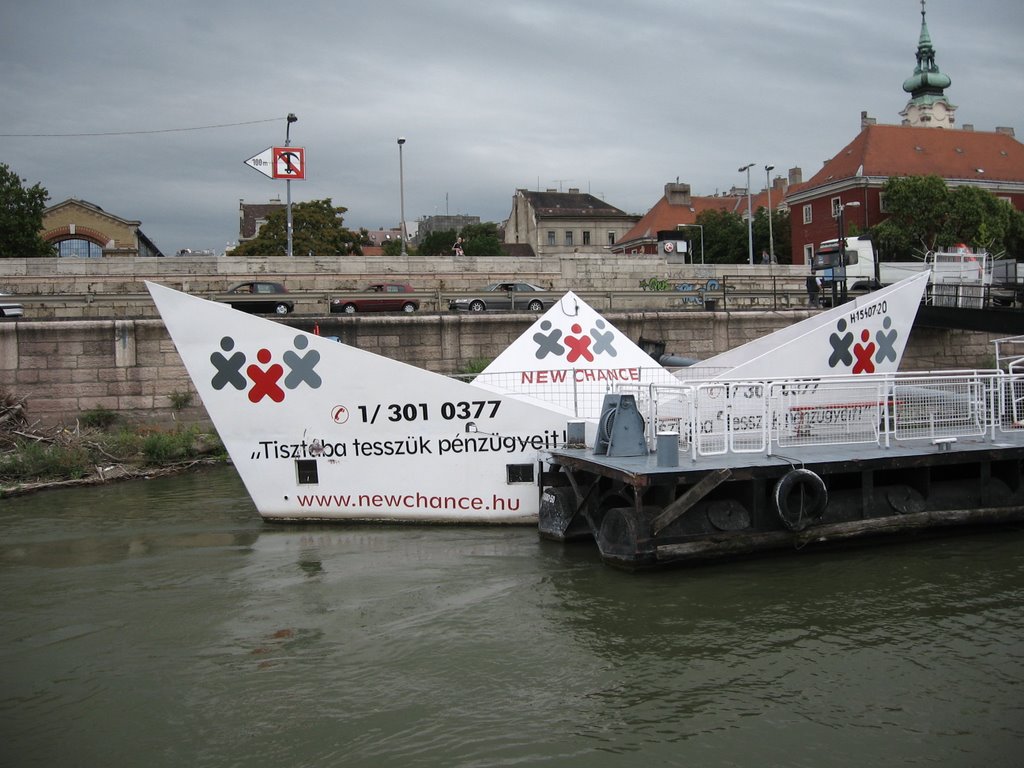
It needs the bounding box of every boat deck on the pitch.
[536,369,1024,569]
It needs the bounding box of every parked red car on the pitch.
[330,283,419,314]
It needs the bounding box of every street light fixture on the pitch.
[397,137,408,257]
[764,165,775,264]
[739,164,754,265]
[835,200,861,304]
[285,113,298,258]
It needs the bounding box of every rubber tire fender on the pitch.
[773,468,828,532]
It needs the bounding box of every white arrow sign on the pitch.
[244,147,275,178]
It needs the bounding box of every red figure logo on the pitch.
[564,323,594,363]
[246,348,286,402]
[852,329,876,374]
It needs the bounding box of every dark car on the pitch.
[221,281,294,315]
[449,282,552,312]
[330,283,419,314]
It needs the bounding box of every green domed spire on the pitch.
[903,0,951,96]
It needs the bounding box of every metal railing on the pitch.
[461,366,1024,461]
[621,370,1023,461]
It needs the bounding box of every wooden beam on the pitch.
[652,468,733,535]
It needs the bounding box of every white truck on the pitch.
[814,236,995,307]
[813,236,930,289]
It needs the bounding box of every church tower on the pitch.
[900,0,957,128]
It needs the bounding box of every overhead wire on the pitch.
[0,117,288,138]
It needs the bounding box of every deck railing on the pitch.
[619,370,1022,461]
[462,365,1024,460]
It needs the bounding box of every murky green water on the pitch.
[2,465,1023,767]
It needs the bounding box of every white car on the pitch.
[0,292,24,318]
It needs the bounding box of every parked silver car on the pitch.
[449,282,552,312]
[0,292,24,318]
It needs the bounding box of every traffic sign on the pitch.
[273,146,305,179]
[244,146,306,180]
[243,147,275,178]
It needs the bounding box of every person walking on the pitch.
[806,272,821,307]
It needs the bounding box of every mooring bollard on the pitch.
[656,431,679,467]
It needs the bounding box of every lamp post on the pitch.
[836,200,861,303]
[675,223,704,264]
[764,164,775,264]
[397,137,408,257]
[285,113,297,258]
[739,164,754,265]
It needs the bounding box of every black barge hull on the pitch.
[539,440,1024,569]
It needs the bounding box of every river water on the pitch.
[1,465,1023,767]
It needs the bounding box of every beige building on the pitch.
[41,199,164,258]
[504,188,639,257]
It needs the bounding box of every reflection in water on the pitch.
[1,466,1022,767]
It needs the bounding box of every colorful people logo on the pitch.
[532,318,617,363]
[210,334,322,403]
[827,315,899,375]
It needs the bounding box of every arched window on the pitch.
[56,239,103,258]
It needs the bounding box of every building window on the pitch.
[56,239,103,258]
[831,197,842,218]
[607,232,616,245]
[564,231,573,246]
[547,231,556,246]
[879,194,887,213]
[583,230,591,245]
[803,244,814,264]
[802,205,812,225]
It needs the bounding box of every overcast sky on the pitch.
[2,0,1022,255]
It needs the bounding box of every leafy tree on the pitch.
[231,199,368,257]
[418,229,458,256]
[868,175,1024,260]
[0,163,52,258]
[942,185,1014,253]
[460,222,503,257]
[416,223,501,257]
[752,206,792,264]
[695,209,748,264]
[381,237,411,257]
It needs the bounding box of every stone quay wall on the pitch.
[0,253,807,319]
[0,310,998,429]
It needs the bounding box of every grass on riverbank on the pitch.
[1,395,227,495]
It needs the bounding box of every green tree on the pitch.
[695,209,748,264]
[381,237,412,257]
[231,199,367,257]
[0,163,52,258]
[872,175,949,258]
[418,229,458,256]
[752,206,792,264]
[872,175,1024,260]
[942,185,1014,253]
[460,222,502,256]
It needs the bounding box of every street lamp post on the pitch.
[285,113,297,258]
[764,165,775,264]
[739,164,754,265]
[397,137,408,257]
[675,223,704,264]
[836,200,861,303]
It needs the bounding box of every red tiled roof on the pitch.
[619,189,783,244]
[798,124,1024,192]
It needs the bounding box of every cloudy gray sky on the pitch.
[2,0,1022,255]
